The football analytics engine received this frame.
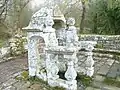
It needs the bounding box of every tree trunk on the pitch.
[93,13,97,34]
[80,1,86,33]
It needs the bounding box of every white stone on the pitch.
[86,67,94,77]
[22,5,97,90]
[65,61,77,81]
[0,47,10,58]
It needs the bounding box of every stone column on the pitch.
[65,54,77,90]
[46,53,59,80]
[85,43,95,77]
[65,17,78,46]
[27,34,38,76]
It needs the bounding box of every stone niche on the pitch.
[53,5,66,30]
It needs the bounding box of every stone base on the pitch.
[48,79,77,90]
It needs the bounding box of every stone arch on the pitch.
[29,35,46,61]
[28,34,46,76]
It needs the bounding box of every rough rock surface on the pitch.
[79,35,120,50]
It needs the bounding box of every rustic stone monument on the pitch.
[23,3,97,90]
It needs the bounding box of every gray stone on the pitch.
[94,75,105,82]
[101,86,120,90]
[0,84,3,90]
[92,81,104,88]
[107,63,120,78]
[0,57,27,84]
[101,87,111,90]
[107,71,117,78]
[13,81,26,88]
[13,81,29,90]
[97,65,110,75]
[30,83,41,90]
[22,2,97,90]
[79,35,120,50]
[85,87,100,90]
[3,86,16,90]
[24,81,31,88]
[2,79,17,87]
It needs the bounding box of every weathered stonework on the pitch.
[23,6,97,90]
[79,35,120,50]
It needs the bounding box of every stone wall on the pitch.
[79,35,120,50]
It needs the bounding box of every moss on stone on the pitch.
[21,71,29,80]
[93,49,120,56]
[77,74,93,87]
[29,76,65,90]
[29,76,47,85]
[15,71,29,81]
[95,44,104,49]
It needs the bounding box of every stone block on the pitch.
[85,87,100,90]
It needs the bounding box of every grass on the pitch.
[0,39,5,48]
[77,74,93,87]
[15,71,65,90]
[103,77,120,88]
[29,76,65,90]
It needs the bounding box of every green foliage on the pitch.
[28,76,47,85]
[15,71,29,81]
[16,70,65,90]
[28,76,65,90]
[77,74,93,87]
[0,24,11,40]
[10,35,27,56]
[0,0,32,36]
[21,71,29,80]
[87,0,120,35]
[29,76,65,90]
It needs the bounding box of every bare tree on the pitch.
[0,0,32,36]
[0,0,9,23]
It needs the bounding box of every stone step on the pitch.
[91,81,120,90]
[93,48,120,55]
[85,86,120,90]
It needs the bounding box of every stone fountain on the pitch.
[23,4,97,90]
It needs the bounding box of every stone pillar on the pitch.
[65,60,77,90]
[85,43,95,77]
[46,53,59,83]
[65,17,78,46]
[64,53,77,90]
[27,35,38,76]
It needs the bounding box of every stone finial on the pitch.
[66,17,75,26]
[43,16,56,33]
[45,16,54,27]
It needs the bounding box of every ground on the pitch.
[0,56,28,84]
[0,56,64,90]
[0,55,120,90]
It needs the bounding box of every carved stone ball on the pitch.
[66,18,75,26]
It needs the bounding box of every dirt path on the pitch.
[0,56,28,84]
